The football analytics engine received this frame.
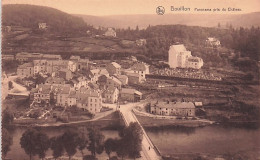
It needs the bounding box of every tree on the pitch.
[115,139,128,160]
[50,136,64,160]
[2,108,14,127]
[87,127,105,157]
[35,132,50,160]
[104,138,117,159]
[119,122,143,159]
[61,129,80,160]
[78,127,89,157]
[2,128,13,159]
[20,128,40,160]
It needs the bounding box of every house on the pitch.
[68,61,77,72]
[56,86,71,107]
[45,77,65,86]
[57,69,73,81]
[38,23,47,30]
[126,72,141,84]
[33,60,47,74]
[114,74,128,85]
[104,28,116,37]
[206,37,221,47]
[71,76,88,90]
[77,59,89,71]
[168,44,203,69]
[97,75,108,89]
[120,88,142,102]
[16,52,43,62]
[150,101,196,117]
[136,39,147,46]
[76,88,103,114]
[106,76,122,90]
[33,84,52,104]
[106,62,121,75]
[130,62,149,81]
[17,62,34,78]
[46,60,69,74]
[89,68,109,83]
[194,102,203,107]
[68,91,77,107]
[187,57,204,69]
[2,54,15,61]
[103,86,119,103]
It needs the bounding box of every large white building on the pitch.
[168,44,203,69]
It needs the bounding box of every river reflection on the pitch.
[146,124,260,157]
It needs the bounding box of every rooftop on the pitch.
[18,62,34,69]
[121,88,142,96]
[170,44,187,53]
[104,86,117,94]
[110,62,121,69]
[154,102,195,109]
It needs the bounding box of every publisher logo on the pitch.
[156,6,165,15]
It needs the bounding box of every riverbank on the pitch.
[12,111,125,130]
[135,114,213,128]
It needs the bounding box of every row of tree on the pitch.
[19,122,143,160]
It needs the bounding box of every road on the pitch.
[118,102,162,160]
[2,75,29,102]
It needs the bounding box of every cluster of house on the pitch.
[15,53,150,114]
[168,44,204,69]
[16,53,88,79]
[150,101,202,117]
[205,37,221,47]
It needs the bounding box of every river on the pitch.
[6,124,260,159]
[146,124,260,158]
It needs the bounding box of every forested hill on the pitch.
[76,12,260,29]
[2,4,90,33]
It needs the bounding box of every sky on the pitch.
[2,0,260,16]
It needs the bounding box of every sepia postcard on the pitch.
[1,0,260,160]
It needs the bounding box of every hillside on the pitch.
[1,4,141,56]
[2,4,89,33]
[76,12,260,29]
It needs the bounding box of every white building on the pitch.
[104,28,116,37]
[38,23,47,30]
[206,37,221,47]
[168,44,203,69]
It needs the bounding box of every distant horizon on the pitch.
[2,0,260,16]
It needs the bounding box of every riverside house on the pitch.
[150,101,196,117]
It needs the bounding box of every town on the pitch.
[2,3,260,160]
